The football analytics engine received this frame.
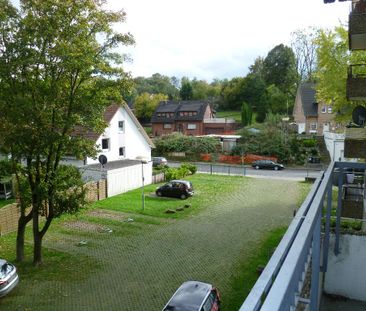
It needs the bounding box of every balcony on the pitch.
[349,0,366,50]
[346,64,366,100]
[344,127,366,158]
[240,161,366,311]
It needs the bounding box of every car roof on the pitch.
[163,281,212,311]
[170,180,191,185]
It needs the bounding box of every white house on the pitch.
[64,103,155,197]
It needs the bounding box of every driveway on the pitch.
[0,177,300,311]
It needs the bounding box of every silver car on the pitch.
[0,259,19,298]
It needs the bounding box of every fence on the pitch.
[152,172,165,184]
[0,179,108,236]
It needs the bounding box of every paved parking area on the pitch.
[1,177,299,311]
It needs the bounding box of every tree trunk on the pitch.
[16,211,32,262]
[33,231,43,266]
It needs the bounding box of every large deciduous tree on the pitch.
[134,93,168,121]
[0,0,134,265]
[315,25,366,121]
[263,44,298,97]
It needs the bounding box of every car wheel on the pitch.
[255,165,259,170]
[156,191,162,197]
[180,193,187,200]
[274,166,279,171]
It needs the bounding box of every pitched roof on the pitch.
[151,100,210,123]
[299,83,318,117]
[73,103,154,148]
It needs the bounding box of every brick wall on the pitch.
[0,203,20,236]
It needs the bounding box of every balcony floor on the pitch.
[320,294,366,311]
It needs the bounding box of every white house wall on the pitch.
[324,234,366,301]
[324,132,345,162]
[87,107,151,165]
[107,162,152,197]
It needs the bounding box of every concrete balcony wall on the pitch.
[346,77,366,100]
[349,13,366,50]
[324,234,366,301]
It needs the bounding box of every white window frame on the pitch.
[321,106,326,113]
[187,123,197,130]
[163,123,172,129]
[118,120,124,133]
[310,122,317,132]
[327,106,333,113]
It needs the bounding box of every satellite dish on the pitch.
[352,105,366,126]
[98,155,108,165]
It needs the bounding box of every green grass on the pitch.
[92,173,248,218]
[0,198,15,208]
[225,227,287,310]
[216,110,242,122]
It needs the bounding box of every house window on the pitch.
[321,106,326,113]
[118,121,124,132]
[101,138,109,150]
[187,124,197,130]
[163,123,172,129]
[193,112,197,116]
[310,122,317,131]
[119,147,125,157]
[188,112,193,116]
[328,106,333,113]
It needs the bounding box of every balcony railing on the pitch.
[240,161,366,311]
[349,0,366,50]
[346,64,366,100]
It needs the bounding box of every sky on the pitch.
[107,0,350,82]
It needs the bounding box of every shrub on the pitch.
[181,163,197,175]
[302,139,317,148]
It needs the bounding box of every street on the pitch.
[168,161,323,181]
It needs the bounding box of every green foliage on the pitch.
[263,44,298,96]
[180,163,197,175]
[0,0,133,263]
[180,78,193,100]
[134,92,168,121]
[302,139,317,148]
[314,25,366,121]
[241,102,252,126]
[0,160,12,178]
[154,133,217,155]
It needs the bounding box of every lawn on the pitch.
[216,110,242,122]
[0,174,303,311]
[0,198,15,209]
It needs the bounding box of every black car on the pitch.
[152,157,168,167]
[252,160,284,170]
[162,281,221,311]
[156,180,194,199]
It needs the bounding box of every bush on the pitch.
[302,139,317,148]
[164,165,192,181]
[181,163,197,175]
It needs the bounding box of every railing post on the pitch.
[210,164,213,175]
[335,168,343,255]
[322,181,332,272]
[310,213,321,311]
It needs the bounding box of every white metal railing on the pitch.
[240,161,366,311]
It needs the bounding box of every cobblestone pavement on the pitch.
[1,178,299,311]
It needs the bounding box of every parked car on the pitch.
[162,281,221,311]
[0,259,19,298]
[156,180,194,199]
[152,157,168,167]
[252,160,284,171]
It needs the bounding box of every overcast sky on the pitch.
[107,0,350,82]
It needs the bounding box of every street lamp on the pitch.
[137,157,149,212]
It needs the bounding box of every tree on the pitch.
[0,0,134,265]
[134,93,168,121]
[241,102,252,126]
[180,78,193,100]
[291,27,318,82]
[263,44,298,97]
[315,25,366,121]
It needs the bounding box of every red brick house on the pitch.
[151,100,237,136]
[293,83,339,135]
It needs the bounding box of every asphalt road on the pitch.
[168,161,323,181]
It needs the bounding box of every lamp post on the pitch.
[137,158,149,212]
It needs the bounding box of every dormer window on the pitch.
[118,121,124,132]
[321,106,326,113]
